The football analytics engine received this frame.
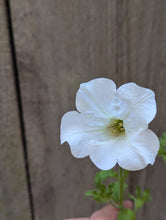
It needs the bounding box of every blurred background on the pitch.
[0,0,166,219]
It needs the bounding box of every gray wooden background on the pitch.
[0,0,166,219]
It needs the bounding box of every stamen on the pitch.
[108,118,125,137]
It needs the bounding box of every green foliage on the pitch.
[85,169,128,205]
[85,181,125,204]
[95,169,118,187]
[130,186,151,211]
[110,181,127,203]
[158,133,166,163]
[85,189,106,202]
[85,169,151,219]
[118,208,136,220]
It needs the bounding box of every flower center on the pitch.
[108,118,125,137]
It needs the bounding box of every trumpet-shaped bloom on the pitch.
[60,78,159,171]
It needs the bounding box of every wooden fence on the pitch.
[0,0,166,219]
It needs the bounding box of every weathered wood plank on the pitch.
[10,0,166,220]
[0,1,31,219]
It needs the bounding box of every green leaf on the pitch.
[130,186,151,211]
[109,181,128,203]
[85,190,106,202]
[158,133,166,163]
[95,170,118,187]
[135,186,141,197]
[85,169,128,205]
[99,184,106,194]
[159,133,166,148]
[85,190,96,197]
[118,208,136,220]
[111,182,120,203]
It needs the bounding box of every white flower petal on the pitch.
[130,129,159,164]
[60,111,90,158]
[61,111,86,145]
[66,133,91,158]
[117,83,157,123]
[89,140,118,170]
[60,111,110,158]
[76,78,116,117]
[108,96,129,119]
[118,129,159,171]
[123,112,148,138]
[82,111,110,129]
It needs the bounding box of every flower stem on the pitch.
[119,167,124,208]
[109,198,120,209]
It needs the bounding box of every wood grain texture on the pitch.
[10,0,166,219]
[0,0,31,219]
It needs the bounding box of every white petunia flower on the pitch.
[60,78,159,171]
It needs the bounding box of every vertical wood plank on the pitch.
[0,0,31,219]
[10,0,166,219]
